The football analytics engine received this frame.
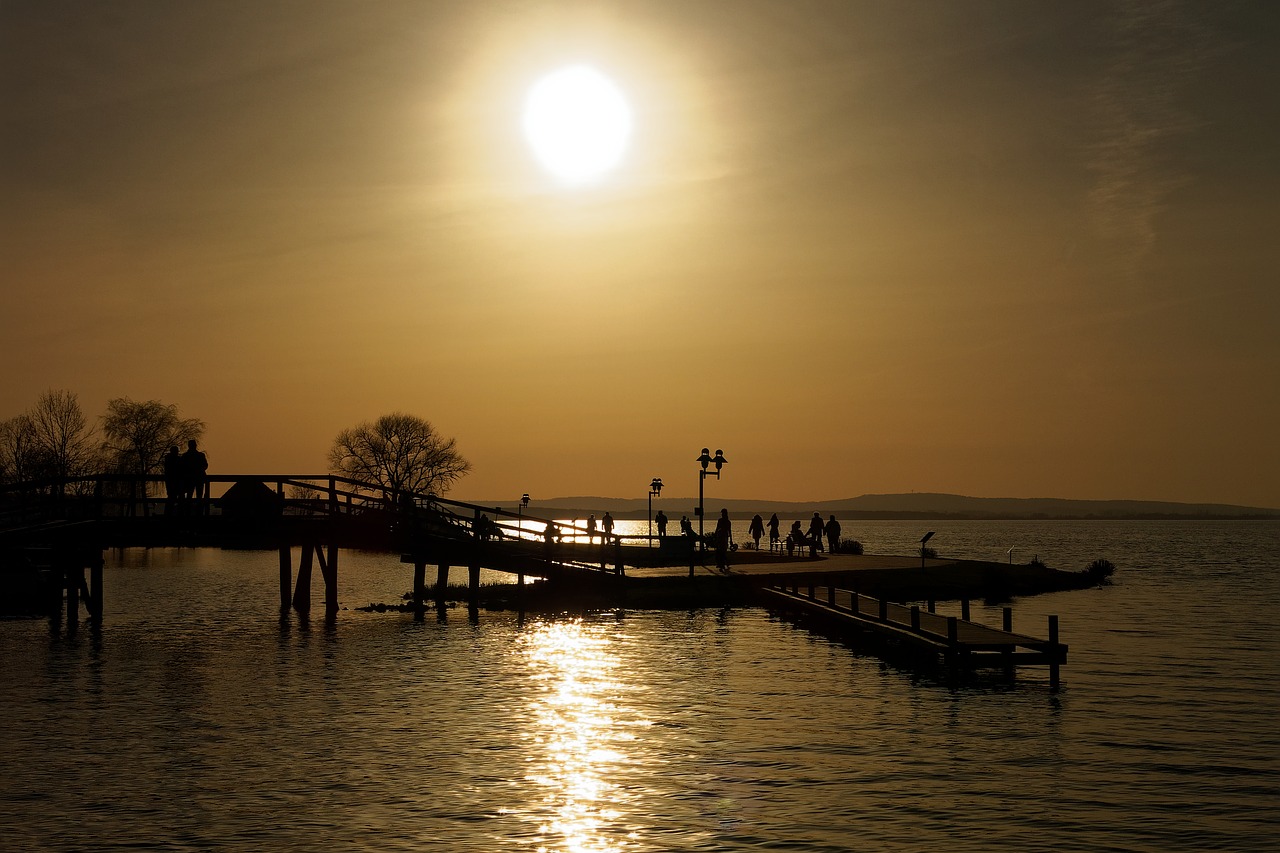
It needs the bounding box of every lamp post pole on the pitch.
[648,478,663,547]
[695,448,727,554]
[518,493,529,537]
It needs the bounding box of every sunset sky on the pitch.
[3,1,1278,508]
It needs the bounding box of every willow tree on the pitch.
[100,398,206,479]
[328,413,471,497]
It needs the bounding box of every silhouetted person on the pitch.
[655,510,668,537]
[788,520,807,556]
[587,514,597,545]
[808,512,825,552]
[543,521,559,544]
[181,439,209,514]
[162,445,182,515]
[713,508,732,571]
[602,511,614,544]
[748,514,765,550]
[768,513,780,548]
[825,515,842,553]
[477,514,492,541]
[680,515,695,538]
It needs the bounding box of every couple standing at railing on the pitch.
[162,440,209,515]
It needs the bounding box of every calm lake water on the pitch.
[2,520,1278,851]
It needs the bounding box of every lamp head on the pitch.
[713,449,727,471]
[697,448,712,470]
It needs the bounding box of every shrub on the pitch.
[1086,558,1116,581]
[833,538,863,555]
[1028,555,1046,569]
[920,546,937,559]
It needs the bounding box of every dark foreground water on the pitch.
[2,520,1278,851]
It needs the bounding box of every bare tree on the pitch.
[100,398,205,479]
[328,412,471,497]
[0,414,41,484]
[27,389,98,481]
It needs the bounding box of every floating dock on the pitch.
[760,579,1066,689]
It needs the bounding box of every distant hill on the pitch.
[469,492,1279,520]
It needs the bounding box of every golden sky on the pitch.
[3,1,1278,507]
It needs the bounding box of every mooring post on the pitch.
[468,564,480,610]
[278,546,292,611]
[927,599,935,613]
[292,543,313,613]
[961,598,971,621]
[413,561,426,621]
[1049,615,1061,692]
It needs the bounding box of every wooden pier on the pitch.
[760,579,1066,688]
[2,472,1075,691]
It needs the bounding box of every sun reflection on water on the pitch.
[511,618,644,853]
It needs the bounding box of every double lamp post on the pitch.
[696,447,727,552]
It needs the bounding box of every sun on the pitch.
[523,65,632,184]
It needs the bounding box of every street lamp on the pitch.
[647,477,663,547]
[696,448,727,553]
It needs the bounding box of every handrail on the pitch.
[0,473,641,546]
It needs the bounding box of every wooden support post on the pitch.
[961,598,971,621]
[293,543,313,613]
[615,540,624,576]
[88,554,103,622]
[827,584,836,606]
[413,561,426,622]
[66,562,80,628]
[1049,615,1061,692]
[279,546,292,611]
[927,599,935,613]
[468,564,481,609]
[807,583,815,600]
[910,606,920,631]
[851,589,859,615]
[1003,607,1013,632]
[321,545,338,616]
[946,616,960,674]
[878,597,888,622]
[435,564,450,609]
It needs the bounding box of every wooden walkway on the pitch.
[761,580,1066,688]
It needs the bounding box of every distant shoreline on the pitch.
[458,492,1280,522]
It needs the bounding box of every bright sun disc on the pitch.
[523,65,632,184]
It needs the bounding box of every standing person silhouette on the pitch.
[825,515,842,553]
[713,508,733,571]
[808,512,825,552]
[767,513,781,549]
[602,511,615,544]
[181,439,209,515]
[162,445,183,515]
[586,514,597,544]
[655,509,668,538]
[748,514,765,550]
